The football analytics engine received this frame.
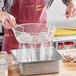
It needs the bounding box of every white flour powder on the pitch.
[16,32,32,43]
[16,32,51,43]
[38,32,50,42]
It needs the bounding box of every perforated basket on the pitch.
[12,23,53,44]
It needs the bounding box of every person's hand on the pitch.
[66,0,76,18]
[0,11,17,29]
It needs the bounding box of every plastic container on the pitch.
[58,43,64,50]
[64,42,75,49]
[0,52,10,76]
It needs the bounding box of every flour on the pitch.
[40,43,46,61]
[16,32,52,62]
[16,32,51,44]
[47,47,53,60]
[32,36,38,43]
[16,32,32,43]
[38,32,51,43]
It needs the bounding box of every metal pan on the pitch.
[11,48,64,75]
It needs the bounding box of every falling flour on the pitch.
[16,32,32,43]
[16,32,51,43]
[16,32,52,62]
[40,43,46,61]
[38,32,51,43]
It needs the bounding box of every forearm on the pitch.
[62,0,71,6]
[0,10,17,29]
[72,0,76,6]
[0,10,3,21]
[0,10,6,21]
[72,0,76,2]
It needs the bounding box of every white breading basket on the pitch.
[12,23,55,44]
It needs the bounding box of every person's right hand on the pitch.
[65,0,76,19]
[0,11,17,29]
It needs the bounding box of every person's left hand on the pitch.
[66,0,76,18]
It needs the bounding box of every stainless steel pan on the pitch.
[11,48,64,76]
